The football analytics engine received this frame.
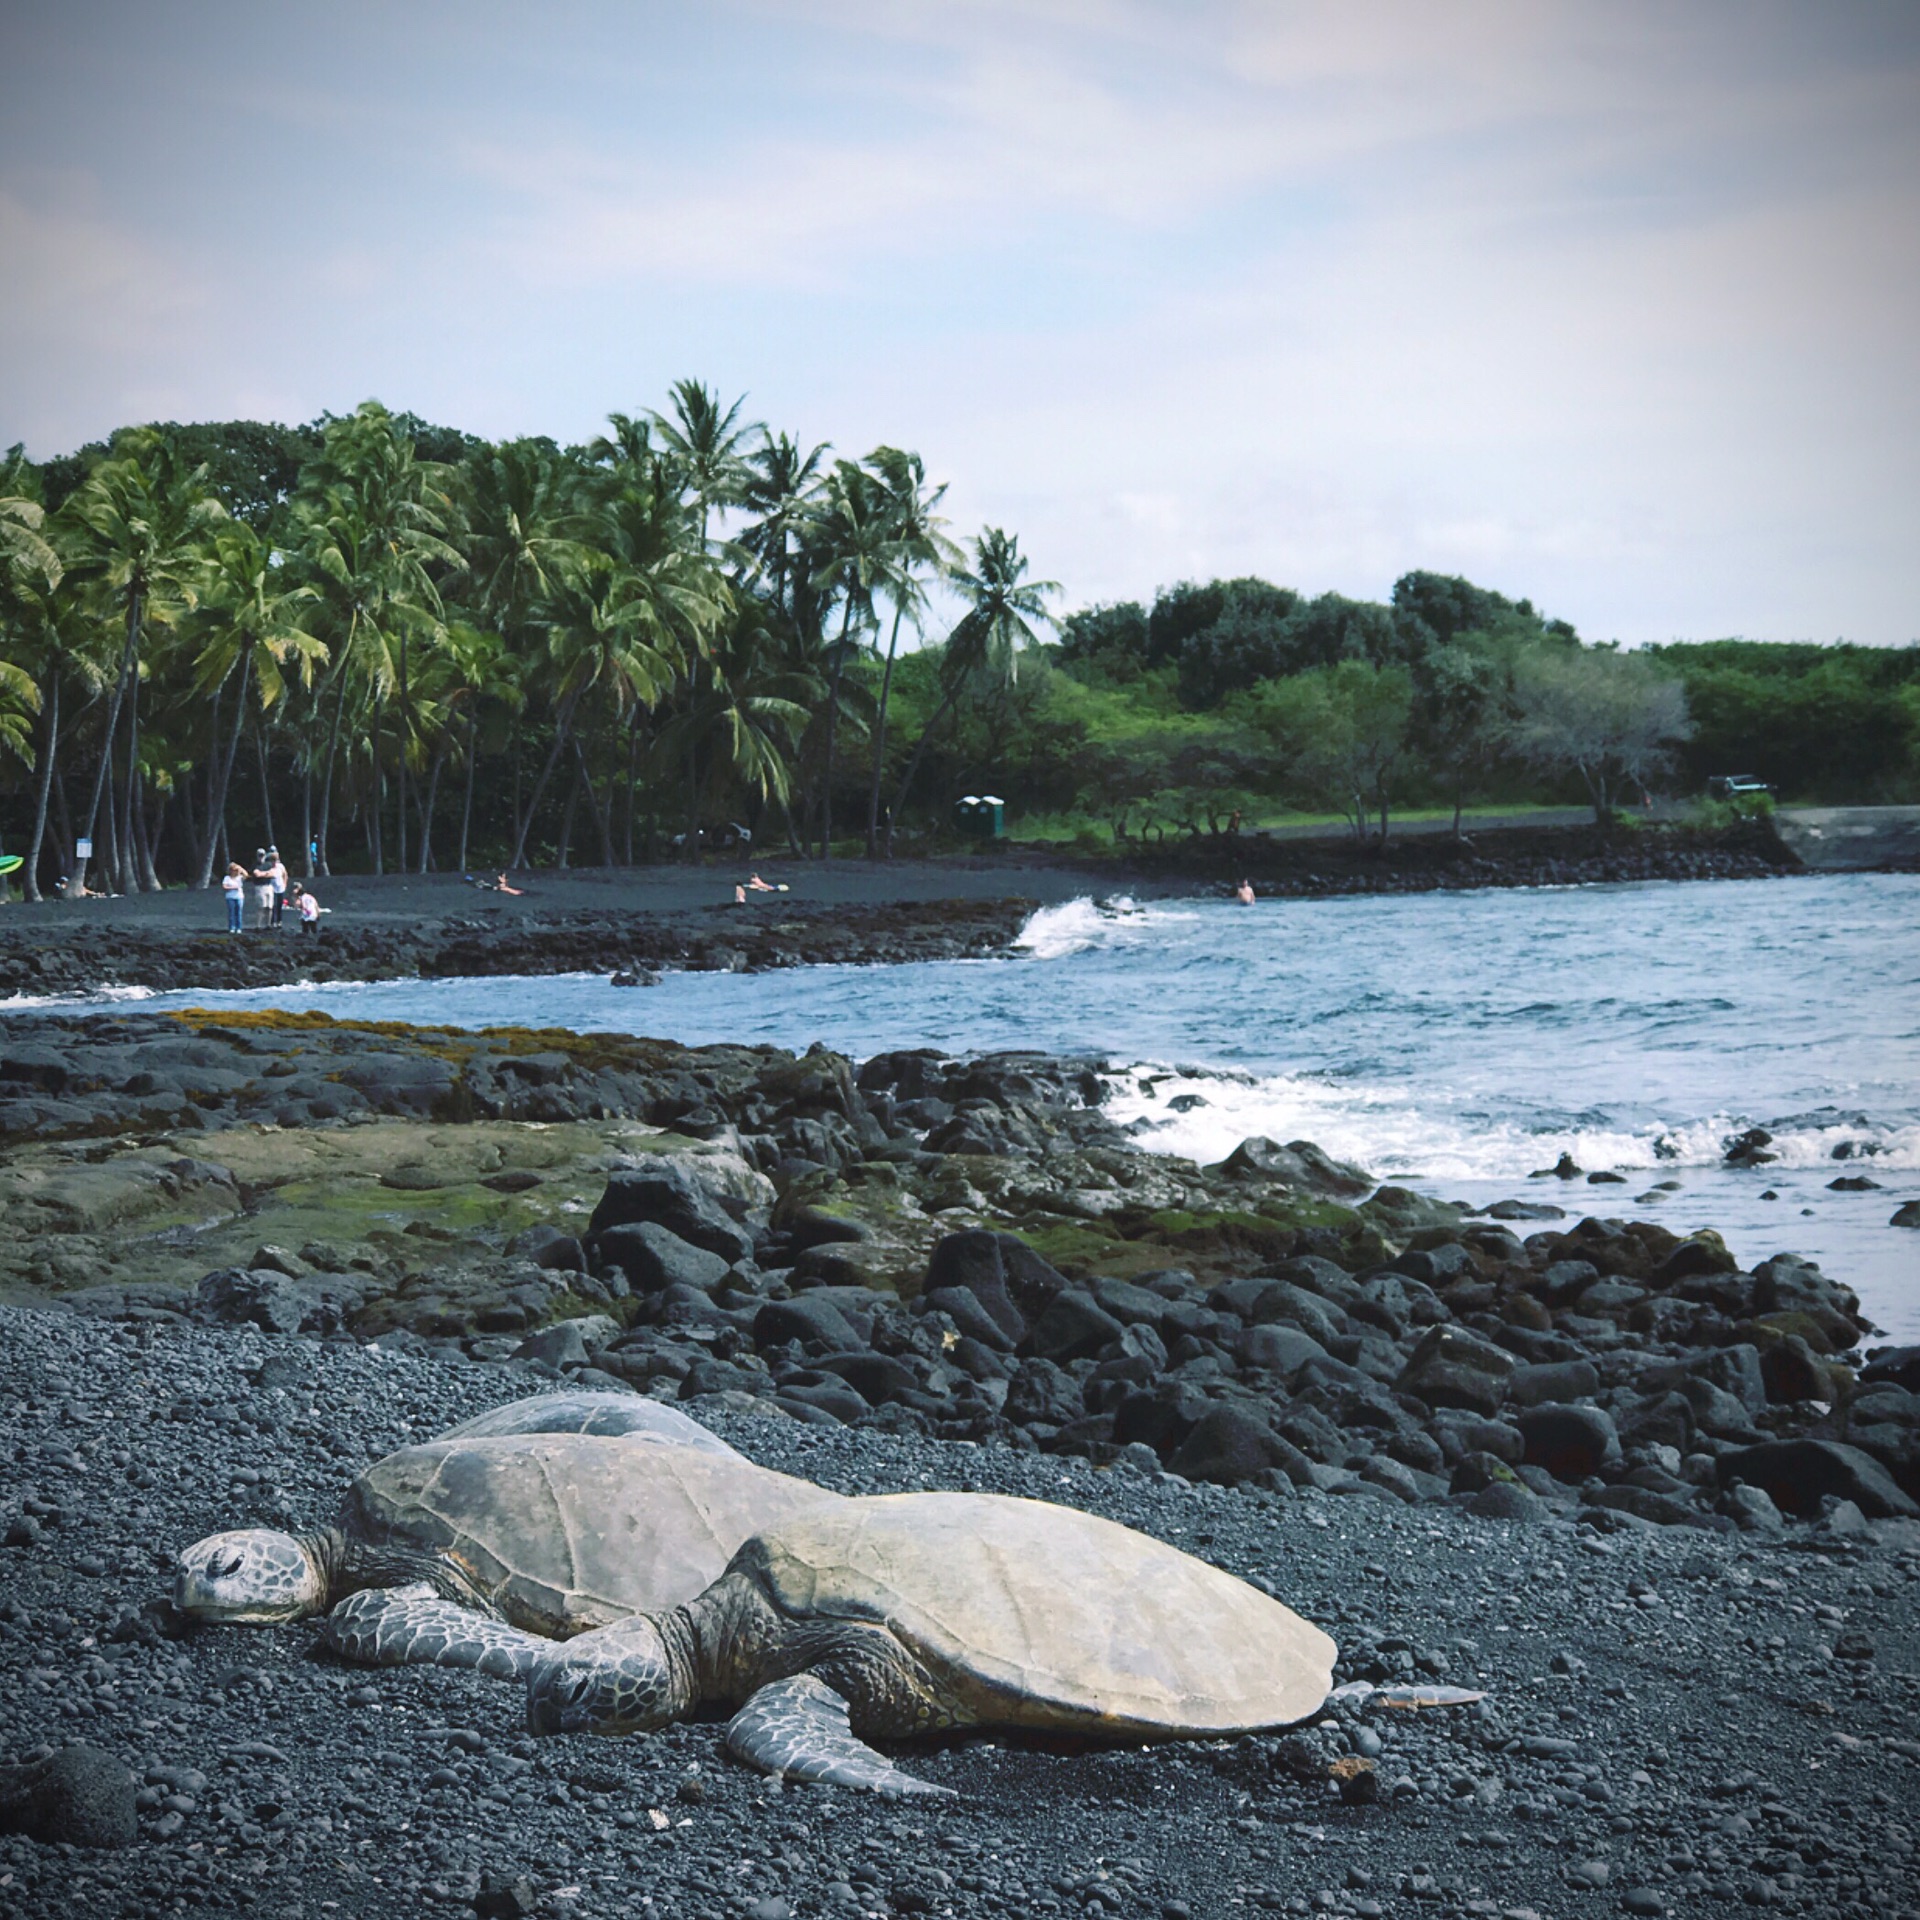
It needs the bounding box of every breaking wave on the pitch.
[1103,1062,1920,1184]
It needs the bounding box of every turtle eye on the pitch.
[210,1555,243,1580]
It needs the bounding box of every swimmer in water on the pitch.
[1234,878,1256,905]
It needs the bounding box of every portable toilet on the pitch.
[953,794,1006,840]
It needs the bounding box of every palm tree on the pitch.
[0,481,63,896]
[801,460,895,856]
[58,430,227,892]
[296,403,461,875]
[648,380,760,549]
[459,438,589,634]
[656,596,818,847]
[188,524,328,886]
[861,446,960,856]
[890,527,1057,853]
[505,496,725,868]
[739,432,830,617]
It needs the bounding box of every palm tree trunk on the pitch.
[369,700,384,876]
[74,589,139,894]
[508,695,579,869]
[573,732,615,866]
[137,771,164,890]
[255,717,277,851]
[198,651,252,888]
[458,707,478,872]
[555,769,579,869]
[118,650,142,893]
[24,673,59,903]
[299,754,314,880]
[888,676,962,857]
[865,599,906,858]
[316,612,360,876]
[817,595,858,858]
[417,740,447,873]
[623,710,641,866]
[394,634,410,875]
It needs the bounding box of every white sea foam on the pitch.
[1011,894,1199,960]
[0,982,156,1011]
[1103,1063,1920,1182]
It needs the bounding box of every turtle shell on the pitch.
[346,1434,839,1638]
[736,1492,1337,1736]
[438,1391,744,1458]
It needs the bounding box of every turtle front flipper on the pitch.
[1326,1681,1486,1710]
[726,1676,957,1799]
[323,1585,545,1680]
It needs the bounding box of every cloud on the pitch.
[0,181,211,445]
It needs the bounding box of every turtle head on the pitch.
[526,1616,685,1738]
[173,1529,326,1623]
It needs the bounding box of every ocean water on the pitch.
[19,872,1920,1337]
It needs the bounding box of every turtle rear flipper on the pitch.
[324,1585,545,1680]
[726,1676,957,1799]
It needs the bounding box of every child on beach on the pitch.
[296,887,325,934]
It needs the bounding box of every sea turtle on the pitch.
[174,1391,840,1659]
[331,1488,1480,1796]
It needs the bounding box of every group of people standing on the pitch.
[221,847,324,934]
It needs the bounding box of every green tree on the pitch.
[890,528,1057,851]
[1242,659,1414,842]
[58,429,227,892]
[862,446,960,857]
[801,460,893,856]
[740,432,829,618]
[1504,643,1691,824]
[188,523,328,885]
[649,380,760,549]
[296,402,461,875]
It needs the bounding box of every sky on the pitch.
[2,0,1917,645]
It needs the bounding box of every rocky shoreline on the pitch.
[0,820,1812,1002]
[0,897,1036,1002]
[1140,819,1800,899]
[3,1011,1919,1916]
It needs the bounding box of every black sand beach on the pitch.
[0,821,1801,1001]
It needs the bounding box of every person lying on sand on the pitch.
[745,873,788,892]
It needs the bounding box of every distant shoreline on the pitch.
[0,820,1803,1000]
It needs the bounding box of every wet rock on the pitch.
[595,1221,731,1295]
[1237,1323,1332,1377]
[0,1743,137,1848]
[194,1266,307,1334]
[1398,1326,1515,1415]
[1166,1406,1297,1487]
[1003,1357,1085,1429]
[1507,1358,1601,1407]
[1470,1480,1546,1522]
[755,1293,863,1353]
[1218,1136,1372,1197]
[921,1285,1019,1352]
[1719,1440,1919,1518]
[1024,1289,1126,1365]
[924,1229,1060,1329]
[588,1162,759,1263]
[1518,1403,1622,1481]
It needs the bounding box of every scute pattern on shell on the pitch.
[344,1427,841,1636]
[738,1491,1338,1736]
